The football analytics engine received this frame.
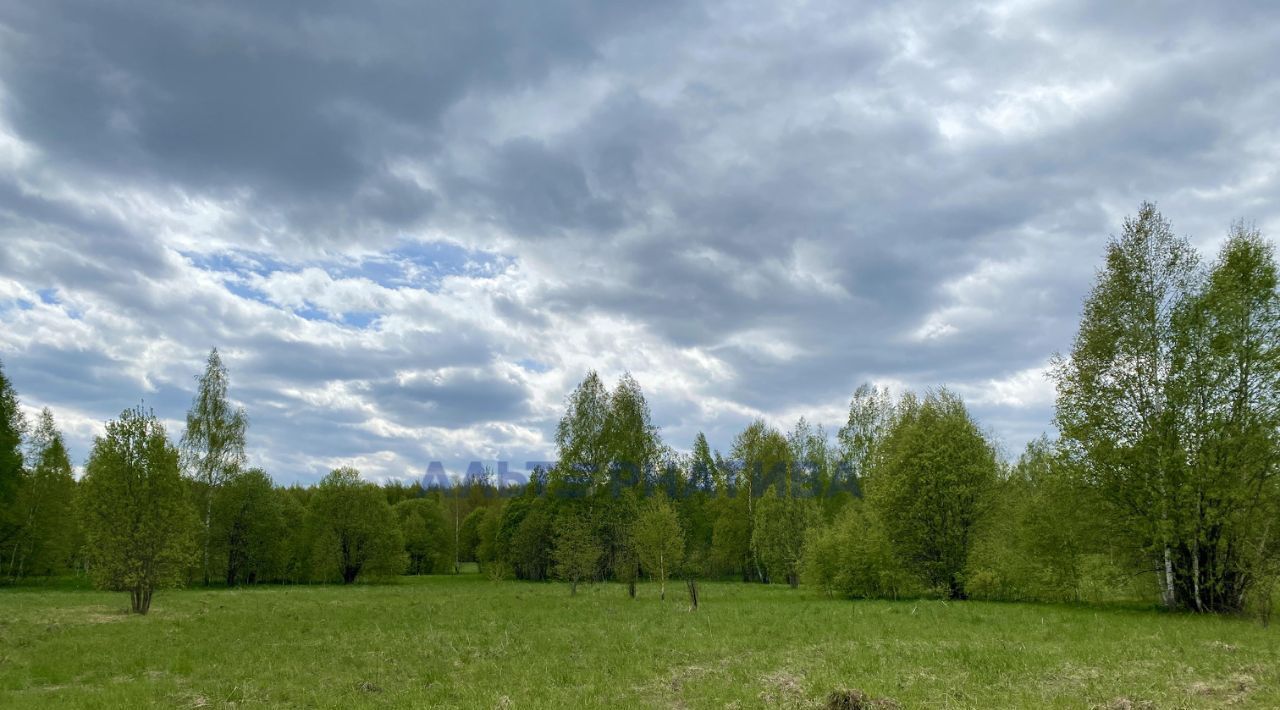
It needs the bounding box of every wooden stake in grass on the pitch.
[687,578,699,611]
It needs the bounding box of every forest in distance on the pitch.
[1,202,1278,622]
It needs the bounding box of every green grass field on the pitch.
[1,575,1277,709]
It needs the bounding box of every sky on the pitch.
[1,1,1278,484]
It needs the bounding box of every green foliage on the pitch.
[631,496,684,599]
[710,492,751,580]
[720,420,793,582]
[458,506,485,562]
[211,468,288,585]
[801,498,920,599]
[751,485,816,587]
[80,406,195,613]
[603,373,662,477]
[493,494,554,581]
[836,383,894,486]
[6,409,78,578]
[0,359,26,551]
[552,508,601,594]
[866,389,997,598]
[690,432,718,492]
[307,468,405,583]
[273,489,310,583]
[180,348,248,586]
[395,497,453,574]
[554,371,611,478]
[1054,205,1280,611]
[681,433,718,576]
[511,501,553,581]
[964,438,1124,602]
[472,502,505,572]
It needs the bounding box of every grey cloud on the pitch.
[1,0,1278,481]
[0,0,678,249]
[445,136,626,238]
[365,368,533,427]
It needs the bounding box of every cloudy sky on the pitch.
[1,1,1277,483]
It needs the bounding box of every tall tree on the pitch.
[308,468,406,583]
[690,432,719,493]
[181,348,248,585]
[602,372,662,482]
[0,359,25,552]
[1053,203,1201,609]
[555,371,611,483]
[212,468,287,585]
[787,417,831,499]
[867,389,997,598]
[752,485,817,587]
[395,497,453,575]
[728,420,792,582]
[7,409,77,578]
[1166,223,1280,611]
[837,383,894,494]
[683,433,719,575]
[80,406,195,613]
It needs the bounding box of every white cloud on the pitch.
[1,0,1277,480]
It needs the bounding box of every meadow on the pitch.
[1,574,1277,709]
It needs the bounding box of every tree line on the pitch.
[0,203,1276,617]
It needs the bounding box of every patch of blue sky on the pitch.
[336,255,405,287]
[287,304,379,330]
[293,304,332,322]
[342,311,380,329]
[183,249,290,278]
[333,239,513,291]
[14,294,82,325]
[516,358,552,374]
[223,278,272,305]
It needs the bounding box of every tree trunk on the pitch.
[130,585,152,614]
[203,488,213,586]
[1162,544,1177,609]
[1191,543,1203,612]
[571,578,577,596]
[628,579,636,598]
[659,554,666,601]
[343,565,359,584]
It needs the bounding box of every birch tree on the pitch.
[1053,203,1201,609]
[729,420,791,582]
[837,383,895,489]
[1168,223,1280,611]
[632,496,684,600]
[180,348,247,585]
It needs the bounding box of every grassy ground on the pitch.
[1,575,1277,708]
